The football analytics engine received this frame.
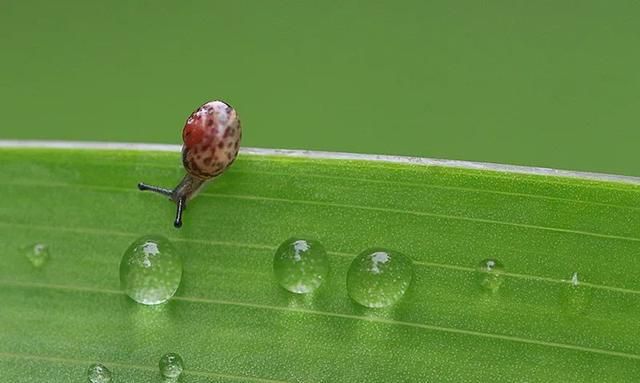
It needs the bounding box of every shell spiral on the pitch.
[181,100,242,179]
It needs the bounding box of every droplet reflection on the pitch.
[119,235,182,305]
[347,248,413,308]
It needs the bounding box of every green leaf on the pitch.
[2,144,640,382]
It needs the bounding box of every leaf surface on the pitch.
[1,146,640,382]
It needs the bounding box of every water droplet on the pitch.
[159,352,184,379]
[25,243,49,267]
[119,235,182,305]
[476,258,504,292]
[273,238,329,294]
[87,363,112,383]
[562,272,591,316]
[346,248,413,308]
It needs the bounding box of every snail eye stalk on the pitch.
[137,183,173,197]
[174,196,186,228]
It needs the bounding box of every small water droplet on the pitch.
[273,238,329,294]
[159,352,184,379]
[119,235,182,305]
[562,272,591,316]
[87,363,112,383]
[25,243,49,267]
[476,258,504,292]
[570,272,579,286]
[346,248,413,308]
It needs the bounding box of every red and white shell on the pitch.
[181,100,242,180]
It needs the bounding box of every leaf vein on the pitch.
[0,351,288,382]
[1,221,638,296]
[2,280,639,362]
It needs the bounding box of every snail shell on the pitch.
[181,100,242,180]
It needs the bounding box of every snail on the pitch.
[138,100,242,228]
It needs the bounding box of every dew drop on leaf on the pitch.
[476,258,505,292]
[119,235,182,305]
[561,272,592,316]
[159,352,184,379]
[346,248,413,308]
[273,238,329,294]
[87,363,112,383]
[24,243,49,267]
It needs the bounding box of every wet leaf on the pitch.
[1,145,640,382]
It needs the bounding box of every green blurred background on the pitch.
[1,1,639,175]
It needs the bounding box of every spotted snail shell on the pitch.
[181,100,242,179]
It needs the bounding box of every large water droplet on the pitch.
[476,258,504,292]
[561,272,591,316]
[119,235,182,305]
[273,238,329,294]
[346,248,413,308]
[159,352,184,379]
[25,243,49,267]
[87,363,112,383]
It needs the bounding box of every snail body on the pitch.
[138,100,242,228]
